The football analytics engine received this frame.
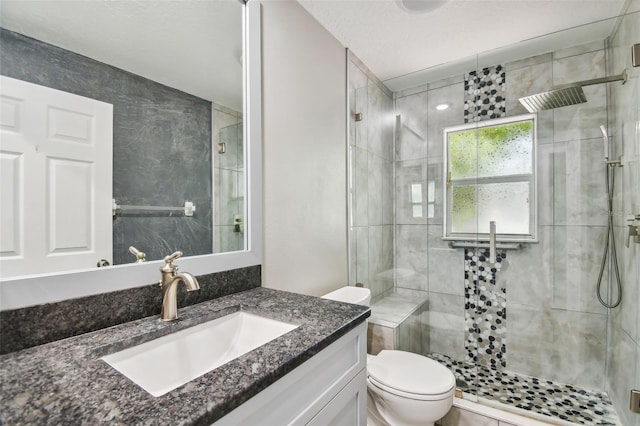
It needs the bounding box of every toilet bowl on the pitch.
[367,350,455,426]
[322,287,455,426]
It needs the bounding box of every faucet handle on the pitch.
[129,246,146,263]
[160,251,183,273]
[164,251,183,264]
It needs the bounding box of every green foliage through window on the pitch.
[445,115,536,240]
[449,121,532,180]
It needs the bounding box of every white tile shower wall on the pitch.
[606,6,640,426]
[398,303,428,355]
[500,42,610,390]
[394,75,468,365]
[368,225,394,298]
[427,225,464,296]
[349,53,395,299]
[396,224,428,290]
[393,39,616,391]
[425,292,466,361]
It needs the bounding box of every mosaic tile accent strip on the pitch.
[427,352,620,426]
[464,248,507,370]
[464,64,506,123]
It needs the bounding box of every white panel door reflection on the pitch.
[0,76,113,278]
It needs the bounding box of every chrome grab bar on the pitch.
[489,221,496,263]
[112,199,196,217]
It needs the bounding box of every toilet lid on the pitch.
[368,350,455,396]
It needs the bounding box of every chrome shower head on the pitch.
[518,69,627,113]
[518,85,587,113]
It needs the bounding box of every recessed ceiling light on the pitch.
[435,103,450,111]
[397,0,447,14]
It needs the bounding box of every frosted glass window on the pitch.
[451,185,476,233]
[449,121,533,180]
[444,114,536,242]
[451,183,530,234]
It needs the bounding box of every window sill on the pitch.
[447,241,524,250]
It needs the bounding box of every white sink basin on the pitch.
[102,312,298,397]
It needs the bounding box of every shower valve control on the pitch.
[627,215,640,247]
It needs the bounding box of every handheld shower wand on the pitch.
[596,125,622,308]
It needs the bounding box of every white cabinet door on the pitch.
[306,369,367,426]
[0,76,113,278]
[213,323,367,426]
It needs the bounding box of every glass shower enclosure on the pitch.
[348,6,639,425]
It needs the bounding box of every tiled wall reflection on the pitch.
[213,104,244,253]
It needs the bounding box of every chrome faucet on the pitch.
[159,251,200,321]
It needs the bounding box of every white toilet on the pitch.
[322,287,455,426]
[322,286,372,306]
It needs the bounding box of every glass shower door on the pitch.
[466,23,621,425]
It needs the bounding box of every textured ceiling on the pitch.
[298,0,628,89]
[1,0,632,103]
[0,0,243,111]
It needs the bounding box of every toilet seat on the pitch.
[367,350,455,401]
[368,376,454,401]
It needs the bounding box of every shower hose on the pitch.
[596,162,622,308]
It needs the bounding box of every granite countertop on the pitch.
[0,287,370,425]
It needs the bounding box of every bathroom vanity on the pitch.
[0,288,370,425]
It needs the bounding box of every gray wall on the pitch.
[0,28,213,265]
[261,1,348,296]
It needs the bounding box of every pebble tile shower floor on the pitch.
[428,353,619,425]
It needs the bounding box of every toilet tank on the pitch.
[322,286,371,306]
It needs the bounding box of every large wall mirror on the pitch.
[0,0,262,310]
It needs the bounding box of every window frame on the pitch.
[442,113,538,243]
